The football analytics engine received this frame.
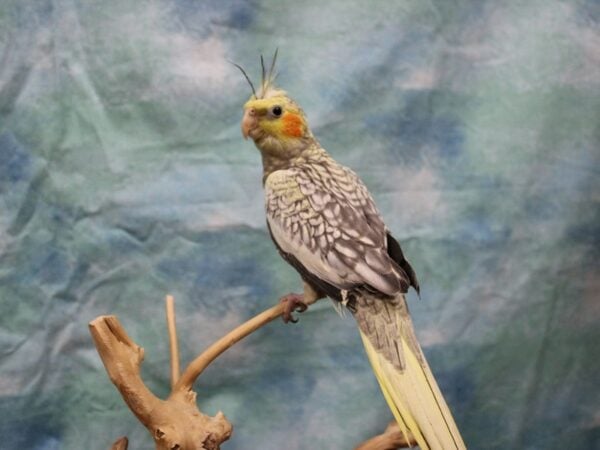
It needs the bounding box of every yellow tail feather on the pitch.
[360,331,466,450]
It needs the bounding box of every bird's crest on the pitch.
[231,49,284,100]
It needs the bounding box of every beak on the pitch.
[241,107,257,140]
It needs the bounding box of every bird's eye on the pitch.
[271,105,283,117]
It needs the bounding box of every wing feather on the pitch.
[265,161,409,296]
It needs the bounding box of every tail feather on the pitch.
[361,333,425,447]
[354,294,466,450]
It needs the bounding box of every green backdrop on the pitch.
[0,1,598,449]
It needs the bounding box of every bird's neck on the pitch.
[259,137,326,183]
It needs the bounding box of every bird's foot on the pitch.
[279,293,308,324]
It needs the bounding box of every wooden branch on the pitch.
[354,421,416,450]
[165,295,180,388]
[90,315,232,450]
[175,287,323,393]
[91,298,294,449]
[110,437,128,450]
[174,302,285,392]
[90,316,161,426]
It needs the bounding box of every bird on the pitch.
[236,52,466,450]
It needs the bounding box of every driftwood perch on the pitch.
[90,296,290,450]
[91,295,413,449]
[110,437,129,450]
[90,314,233,450]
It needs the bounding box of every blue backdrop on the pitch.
[1,1,599,449]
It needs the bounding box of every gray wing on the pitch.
[265,162,410,296]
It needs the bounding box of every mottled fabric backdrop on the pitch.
[1,1,598,449]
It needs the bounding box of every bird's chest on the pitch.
[264,170,317,223]
[264,170,322,257]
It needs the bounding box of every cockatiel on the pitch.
[237,53,466,450]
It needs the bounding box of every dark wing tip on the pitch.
[386,232,421,295]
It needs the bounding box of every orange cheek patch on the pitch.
[282,112,304,137]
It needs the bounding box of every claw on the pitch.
[279,293,308,324]
[295,303,308,313]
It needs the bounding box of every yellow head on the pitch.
[241,89,309,144]
[235,51,312,158]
